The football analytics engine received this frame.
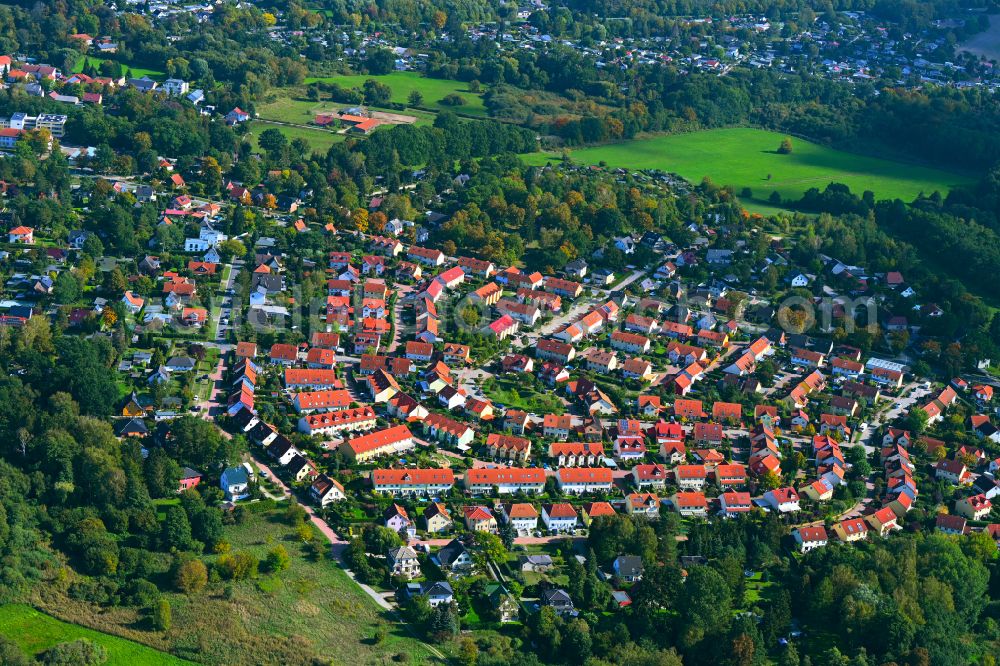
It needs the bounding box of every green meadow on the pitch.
[247,119,345,153]
[0,605,192,665]
[303,71,487,116]
[256,94,438,127]
[523,128,974,210]
[72,55,165,80]
[29,509,439,665]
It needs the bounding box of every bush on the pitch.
[216,551,259,581]
[152,599,171,631]
[125,579,160,607]
[440,93,466,106]
[41,639,107,665]
[263,545,291,573]
[174,558,208,594]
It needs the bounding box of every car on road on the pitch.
[858,423,868,432]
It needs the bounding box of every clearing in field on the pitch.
[523,128,974,210]
[304,71,487,116]
[0,604,192,665]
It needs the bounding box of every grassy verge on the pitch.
[522,127,974,210]
[0,604,193,665]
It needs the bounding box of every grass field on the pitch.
[72,55,165,79]
[522,128,974,209]
[257,94,438,127]
[37,509,437,665]
[0,605,192,665]
[247,120,345,154]
[482,376,566,415]
[303,71,487,116]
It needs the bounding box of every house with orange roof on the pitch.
[342,424,414,463]
[121,290,145,313]
[865,506,899,536]
[674,398,706,420]
[542,503,579,532]
[580,501,616,526]
[833,518,869,542]
[637,395,662,417]
[719,491,752,517]
[7,226,33,244]
[464,505,498,533]
[464,468,546,494]
[500,503,539,535]
[486,433,531,463]
[793,526,828,552]
[712,401,742,424]
[670,491,708,518]
[556,467,613,494]
[625,493,660,519]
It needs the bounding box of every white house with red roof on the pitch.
[764,487,801,513]
[793,526,828,552]
[7,226,33,244]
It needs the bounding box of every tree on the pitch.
[904,407,929,435]
[365,50,395,75]
[216,551,259,580]
[174,558,208,593]
[441,93,466,106]
[162,505,195,551]
[144,448,181,497]
[218,239,247,261]
[153,599,171,631]
[457,637,478,666]
[169,416,235,467]
[408,90,424,107]
[40,639,107,666]
[258,128,287,153]
[53,272,81,304]
[563,618,593,662]
[498,519,516,550]
[473,531,506,567]
[362,79,392,105]
[0,637,29,666]
[264,545,291,573]
[778,137,794,154]
[678,566,732,647]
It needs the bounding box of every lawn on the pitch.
[72,55,165,79]
[247,120,345,154]
[522,128,974,210]
[35,510,439,665]
[302,71,487,116]
[482,376,566,414]
[0,604,192,665]
[743,571,774,605]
